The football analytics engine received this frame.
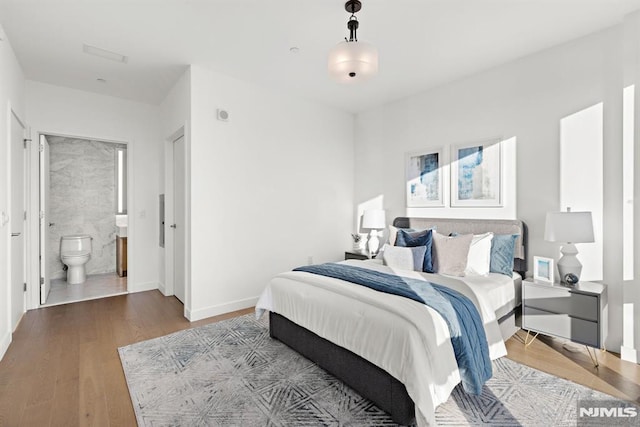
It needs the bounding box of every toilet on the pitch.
[60,234,92,284]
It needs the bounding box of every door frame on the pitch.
[163,125,191,319]
[27,131,134,309]
[38,134,50,304]
[7,107,27,330]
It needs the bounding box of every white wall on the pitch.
[0,25,26,360]
[186,65,354,321]
[25,81,162,298]
[622,11,640,364]
[355,27,627,351]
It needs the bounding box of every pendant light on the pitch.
[328,0,378,83]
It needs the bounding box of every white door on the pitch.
[39,135,51,304]
[0,137,7,338]
[10,112,25,330]
[173,136,186,303]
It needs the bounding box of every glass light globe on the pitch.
[328,40,378,83]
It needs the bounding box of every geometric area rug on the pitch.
[119,314,636,426]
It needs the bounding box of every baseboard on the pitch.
[157,281,167,296]
[0,330,11,362]
[186,296,259,322]
[127,281,159,293]
[621,346,639,364]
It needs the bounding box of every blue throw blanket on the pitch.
[293,263,492,395]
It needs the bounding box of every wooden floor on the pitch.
[0,290,638,426]
[0,291,253,427]
[506,332,640,405]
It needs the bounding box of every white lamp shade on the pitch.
[544,211,594,243]
[362,209,386,229]
[328,40,378,83]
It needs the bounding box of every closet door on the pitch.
[172,135,186,304]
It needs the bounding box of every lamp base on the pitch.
[558,243,582,284]
[368,231,380,256]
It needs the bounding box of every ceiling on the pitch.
[1,0,640,113]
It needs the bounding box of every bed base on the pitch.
[269,306,522,426]
[498,305,522,340]
[269,311,415,425]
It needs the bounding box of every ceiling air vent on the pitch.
[82,44,128,64]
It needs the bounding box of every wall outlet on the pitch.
[307,256,313,265]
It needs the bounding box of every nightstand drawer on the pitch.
[523,285,598,321]
[523,306,599,347]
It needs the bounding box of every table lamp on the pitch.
[361,209,386,255]
[544,209,594,284]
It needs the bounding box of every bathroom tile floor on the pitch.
[42,272,127,307]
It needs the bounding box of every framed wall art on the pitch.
[451,140,502,207]
[533,256,554,283]
[405,148,444,207]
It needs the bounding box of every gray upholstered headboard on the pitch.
[392,217,528,277]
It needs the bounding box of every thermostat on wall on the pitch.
[217,109,229,122]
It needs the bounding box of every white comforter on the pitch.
[255,260,508,426]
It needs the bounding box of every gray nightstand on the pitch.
[344,250,370,261]
[522,279,607,366]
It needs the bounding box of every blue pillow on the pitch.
[395,228,434,273]
[490,234,518,276]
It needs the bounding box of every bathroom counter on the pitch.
[117,225,127,237]
[117,236,127,277]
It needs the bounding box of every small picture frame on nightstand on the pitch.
[533,256,554,283]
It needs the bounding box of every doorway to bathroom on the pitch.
[39,134,128,306]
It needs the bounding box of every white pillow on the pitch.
[465,232,494,276]
[383,245,426,271]
[387,225,401,246]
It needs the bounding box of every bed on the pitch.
[256,217,527,426]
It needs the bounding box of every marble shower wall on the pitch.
[48,136,125,279]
